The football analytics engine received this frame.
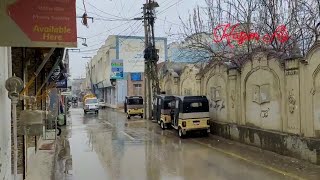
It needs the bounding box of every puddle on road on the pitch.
[55,108,300,180]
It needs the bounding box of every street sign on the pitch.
[111,59,124,79]
[0,0,77,47]
[61,91,71,96]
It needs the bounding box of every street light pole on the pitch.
[5,75,24,180]
[77,37,88,47]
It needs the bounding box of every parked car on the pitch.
[83,98,99,114]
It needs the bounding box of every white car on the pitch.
[83,98,99,114]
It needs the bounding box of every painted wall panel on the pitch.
[118,36,167,72]
[116,80,127,106]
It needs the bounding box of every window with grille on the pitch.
[184,88,192,95]
[133,84,142,96]
[210,86,221,101]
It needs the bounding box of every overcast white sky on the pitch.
[69,0,205,78]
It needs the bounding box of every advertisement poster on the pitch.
[0,0,77,47]
[111,59,124,79]
[118,37,167,72]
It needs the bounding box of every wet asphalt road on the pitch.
[57,107,320,180]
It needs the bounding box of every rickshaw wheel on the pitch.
[127,115,131,119]
[178,128,185,138]
[56,127,62,136]
[160,121,166,130]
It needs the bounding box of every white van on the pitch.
[83,98,99,114]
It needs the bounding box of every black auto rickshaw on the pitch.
[152,95,176,129]
[72,96,78,107]
[171,96,210,138]
[124,96,144,119]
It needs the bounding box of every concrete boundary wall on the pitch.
[159,42,320,165]
[211,121,320,165]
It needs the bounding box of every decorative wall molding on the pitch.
[159,48,320,138]
[288,89,296,114]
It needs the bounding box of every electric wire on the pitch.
[81,22,144,72]
[87,2,129,20]
[86,20,137,40]
[157,0,184,16]
[77,6,132,21]
[78,21,142,53]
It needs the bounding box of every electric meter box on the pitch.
[19,110,46,136]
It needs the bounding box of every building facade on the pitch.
[87,35,167,108]
[0,47,65,179]
[0,47,12,180]
[71,78,85,97]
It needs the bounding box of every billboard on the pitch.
[118,36,167,72]
[0,0,77,47]
[111,59,124,79]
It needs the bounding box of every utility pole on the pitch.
[82,57,94,95]
[143,0,160,120]
[143,3,149,120]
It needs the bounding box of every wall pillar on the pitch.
[173,77,180,95]
[196,75,201,95]
[284,58,301,134]
[227,69,238,123]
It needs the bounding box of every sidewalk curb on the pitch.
[25,137,56,180]
[107,107,125,114]
[51,137,60,180]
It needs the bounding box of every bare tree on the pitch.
[175,0,320,70]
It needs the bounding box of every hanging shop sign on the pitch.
[111,59,124,79]
[0,0,77,47]
[213,23,289,48]
[56,78,67,89]
[61,91,71,96]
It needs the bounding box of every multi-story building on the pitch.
[86,35,167,108]
[71,78,85,97]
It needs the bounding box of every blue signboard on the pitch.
[131,73,142,81]
[56,79,67,88]
[111,59,124,79]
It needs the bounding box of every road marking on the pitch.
[103,121,113,127]
[121,131,135,140]
[192,139,306,180]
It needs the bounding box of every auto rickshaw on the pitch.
[170,96,210,138]
[124,96,144,119]
[152,95,176,129]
